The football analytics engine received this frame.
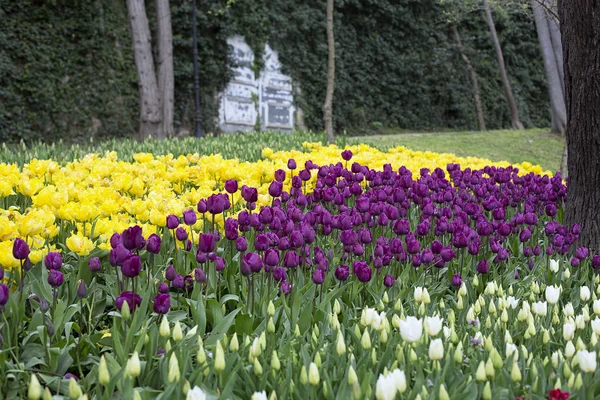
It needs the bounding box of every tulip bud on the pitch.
[348,366,358,385]
[439,384,450,400]
[300,366,308,385]
[336,331,346,356]
[165,340,171,353]
[68,378,82,399]
[126,352,141,377]
[121,300,131,321]
[28,374,42,400]
[482,382,492,400]
[172,321,183,342]
[379,329,388,344]
[361,330,371,350]
[575,373,583,389]
[215,340,226,372]
[253,358,263,376]
[267,317,276,333]
[183,380,191,396]
[333,299,341,315]
[98,355,110,385]
[168,353,180,382]
[490,348,503,369]
[43,388,52,400]
[485,358,495,378]
[197,343,206,364]
[159,316,170,338]
[511,361,522,382]
[476,361,486,382]
[454,342,463,364]
[394,299,402,311]
[457,295,464,310]
[267,301,275,317]
[271,350,281,371]
[383,292,389,304]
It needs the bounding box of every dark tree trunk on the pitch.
[156,0,174,139]
[482,0,524,130]
[452,24,486,131]
[532,0,566,134]
[323,0,335,144]
[560,0,600,251]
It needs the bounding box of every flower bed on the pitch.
[0,144,595,400]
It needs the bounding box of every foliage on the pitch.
[1,0,550,142]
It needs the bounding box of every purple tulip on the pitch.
[236,236,248,252]
[576,247,589,260]
[280,280,291,295]
[121,255,142,278]
[76,280,87,298]
[269,180,283,197]
[593,254,600,269]
[451,274,462,287]
[158,282,169,293]
[287,159,297,170]
[312,269,325,284]
[476,259,490,274]
[194,268,207,283]
[197,199,208,213]
[44,252,63,270]
[121,226,145,250]
[244,252,263,273]
[183,209,197,226]
[341,150,353,161]
[116,291,142,311]
[165,264,177,281]
[272,267,287,282]
[225,179,239,194]
[0,284,9,306]
[225,218,239,240]
[172,274,185,289]
[146,234,162,254]
[153,293,171,314]
[353,261,372,283]
[383,274,394,287]
[215,257,226,272]
[241,185,258,203]
[12,238,30,260]
[110,233,121,249]
[264,248,280,267]
[166,214,179,230]
[47,270,64,288]
[175,227,188,242]
[198,233,216,253]
[274,169,286,182]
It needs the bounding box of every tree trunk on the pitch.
[531,0,566,134]
[323,0,335,144]
[156,0,174,139]
[545,0,564,92]
[560,142,568,177]
[452,24,486,131]
[482,0,524,130]
[127,0,161,139]
[560,0,600,251]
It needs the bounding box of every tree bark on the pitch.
[452,24,486,131]
[156,0,174,139]
[127,0,161,139]
[323,0,335,144]
[544,0,564,91]
[531,0,566,134]
[482,0,524,130]
[560,0,600,251]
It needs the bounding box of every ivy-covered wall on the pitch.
[0,0,549,143]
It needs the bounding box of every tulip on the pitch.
[215,340,226,372]
[546,285,561,304]
[28,374,42,400]
[439,384,450,400]
[13,238,30,260]
[116,291,141,312]
[47,270,64,288]
[44,252,63,270]
[308,362,320,386]
[580,286,591,301]
[577,350,597,373]
[0,284,9,306]
[88,257,101,272]
[126,352,141,377]
[68,378,82,399]
[121,255,141,278]
[428,338,444,360]
[424,316,443,336]
[98,355,110,385]
[167,352,181,382]
[399,316,423,343]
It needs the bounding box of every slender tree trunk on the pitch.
[543,0,564,91]
[323,0,335,144]
[560,142,568,177]
[452,24,486,131]
[482,0,524,130]
[560,0,600,251]
[127,0,162,139]
[531,0,566,134]
[156,0,174,139]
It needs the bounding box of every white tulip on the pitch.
[376,374,397,400]
[186,386,207,400]
[424,316,443,337]
[533,301,548,316]
[399,316,423,343]
[549,259,560,272]
[506,343,519,361]
[563,320,576,341]
[564,303,575,317]
[565,341,576,358]
[389,369,407,393]
[593,300,600,315]
[414,287,423,303]
[507,296,519,309]
[580,286,591,302]
[592,318,600,335]
[575,315,585,330]
[251,391,268,400]
[545,285,561,304]
[429,339,444,361]
[577,351,597,373]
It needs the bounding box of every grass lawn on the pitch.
[1,128,564,172]
[347,128,565,173]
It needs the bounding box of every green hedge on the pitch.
[0,0,549,143]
